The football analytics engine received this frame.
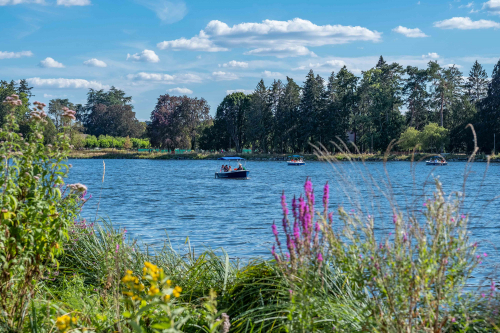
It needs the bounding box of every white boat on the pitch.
[215,157,250,179]
[426,156,447,166]
[287,155,305,166]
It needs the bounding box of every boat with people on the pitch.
[215,157,250,179]
[287,155,305,166]
[426,155,448,166]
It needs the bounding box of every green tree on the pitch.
[398,127,421,151]
[148,94,211,150]
[327,67,359,146]
[428,62,463,129]
[476,58,500,152]
[214,92,250,153]
[403,66,430,129]
[299,70,324,152]
[420,123,449,152]
[275,77,301,153]
[357,57,405,152]
[465,60,488,104]
[81,87,144,138]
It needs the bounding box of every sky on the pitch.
[1,0,500,120]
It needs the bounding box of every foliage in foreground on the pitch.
[1,92,500,332]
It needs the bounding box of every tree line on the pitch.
[2,55,499,154]
[195,57,500,154]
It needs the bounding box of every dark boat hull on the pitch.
[288,162,305,166]
[215,170,250,179]
[426,162,448,166]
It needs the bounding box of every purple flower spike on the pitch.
[304,179,312,194]
[423,202,427,207]
[392,215,397,224]
[491,280,495,292]
[461,214,466,219]
[272,223,279,237]
[484,253,488,257]
[116,243,119,253]
[317,252,323,262]
[451,318,456,323]
[323,182,329,206]
[482,293,486,298]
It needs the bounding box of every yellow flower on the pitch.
[163,294,171,302]
[148,286,160,296]
[71,316,78,325]
[56,315,70,332]
[173,291,180,298]
[166,279,172,286]
[174,286,182,293]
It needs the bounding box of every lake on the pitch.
[68,159,500,273]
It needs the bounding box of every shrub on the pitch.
[84,135,98,148]
[319,178,481,331]
[0,96,84,330]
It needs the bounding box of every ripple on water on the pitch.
[69,159,500,275]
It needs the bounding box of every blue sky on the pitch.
[1,0,499,120]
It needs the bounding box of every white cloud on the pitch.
[422,52,440,59]
[445,63,463,68]
[262,70,282,77]
[57,0,90,5]
[226,89,253,95]
[0,0,44,5]
[83,58,107,67]
[292,59,348,71]
[126,49,160,63]
[433,16,500,29]
[0,50,33,59]
[39,57,64,68]
[168,87,193,94]
[459,56,500,63]
[245,45,316,58]
[157,18,382,57]
[43,93,67,98]
[137,0,187,23]
[127,72,203,83]
[483,0,500,15]
[157,36,228,52]
[459,2,475,8]
[212,71,239,81]
[392,26,429,37]
[27,77,109,89]
[219,60,249,68]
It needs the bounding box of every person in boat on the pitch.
[235,163,243,171]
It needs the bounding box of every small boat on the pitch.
[426,156,448,166]
[215,157,250,179]
[287,155,305,166]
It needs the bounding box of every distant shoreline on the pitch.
[68,149,498,162]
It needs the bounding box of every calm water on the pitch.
[67,159,500,272]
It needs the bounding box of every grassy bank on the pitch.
[69,149,497,162]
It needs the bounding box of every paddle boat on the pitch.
[215,157,250,179]
[426,155,448,166]
[287,155,306,166]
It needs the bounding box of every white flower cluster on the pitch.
[31,101,48,121]
[2,94,22,107]
[67,183,87,193]
[61,107,76,121]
